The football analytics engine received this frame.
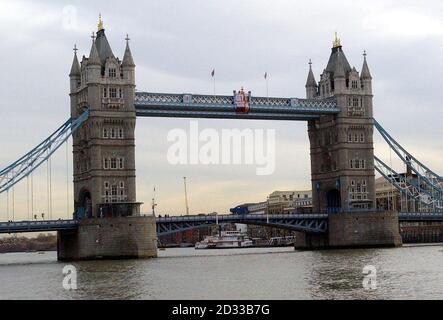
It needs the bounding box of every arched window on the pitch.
[103,158,109,169]
[351,80,358,89]
[110,158,117,169]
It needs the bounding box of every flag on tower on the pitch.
[211,69,215,77]
[264,72,268,79]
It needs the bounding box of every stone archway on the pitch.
[77,188,92,219]
[326,189,341,211]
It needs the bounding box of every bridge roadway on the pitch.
[0,212,442,235]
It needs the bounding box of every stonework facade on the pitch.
[57,215,158,260]
[69,25,137,218]
[306,38,375,212]
[294,211,402,249]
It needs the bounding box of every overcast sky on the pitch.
[0,0,443,219]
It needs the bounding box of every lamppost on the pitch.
[152,187,157,216]
[183,177,190,216]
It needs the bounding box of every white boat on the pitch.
[195,231,253,249]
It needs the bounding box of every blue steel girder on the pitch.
[134,92,339,121]
[0,110,90,194]
[374,119,443,198]
[156,213,328,236]
[0,219,78,234]
[374,155,440,210]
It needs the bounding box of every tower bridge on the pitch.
[1,19,442,260]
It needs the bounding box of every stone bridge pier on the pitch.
[294,211,402,249]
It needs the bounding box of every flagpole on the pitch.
[152,187,156,215]
[211,68,216,95]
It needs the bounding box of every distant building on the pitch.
[230,190,313,216]
[267,190,312,214]
[375,176,400,211]
[375,173,430,212]
[293,197,313,213]
[247,202,267,214]
[230,203,253,215]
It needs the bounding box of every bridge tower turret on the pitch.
[69,46,81,117]
[308,34,376,213]
[86,36,102,83]
[360,51,372,95]
[122,35,136,85]
[305,60,317,99]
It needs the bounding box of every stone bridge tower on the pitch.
[59,17,157,260]
[297,35,401,249]
[69,17,138,218]
[306,35,375,213]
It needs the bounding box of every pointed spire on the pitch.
[305,59,317,87]
[332,32,341,48]
[361,50,372,79]
[95,26,115,64]
[87,32,101,66]
[98,13,104,31]
[69,44,81,77]
[122,34,135,67]
[334,48,346,78]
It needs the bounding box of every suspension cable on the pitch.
[12,185,15,221]
[66,140,69,218]
[27,175,30,220]
[31,171,34,220]
[49,156,52,220]
[47,155,49,221]
[388,146,393,211]
[6,190,9,221]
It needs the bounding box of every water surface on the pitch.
[0,245,442,299]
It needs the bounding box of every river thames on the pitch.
[0,245,442,299]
